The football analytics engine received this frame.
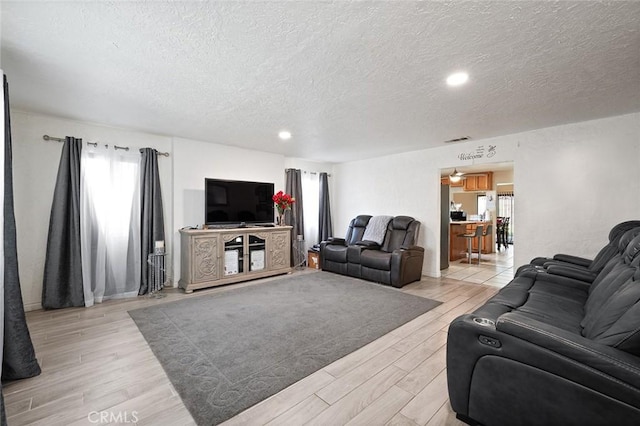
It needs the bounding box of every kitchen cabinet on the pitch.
[463,172,493,191]
[441,176,464,187]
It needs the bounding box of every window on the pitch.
[498,192,515,243]
[80,147,141,305]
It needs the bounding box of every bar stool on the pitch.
[482,224,493,260]
[459,225,483,264]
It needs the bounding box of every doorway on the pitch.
[439,162,514,287]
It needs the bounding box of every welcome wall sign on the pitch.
[457,144,497,161]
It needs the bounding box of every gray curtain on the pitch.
[3,74,41,381]
[139,148,165,295]
[285,169,304,267]
[42,136,84,309]
[318,172,333,242]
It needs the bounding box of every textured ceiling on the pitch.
[2,1,639,163]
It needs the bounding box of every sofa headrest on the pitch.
[353,215,372,228]
[390,216,415,230]
[624,233,640,264]
[380,216,420,252]
[610,220,640,244]
[618,227,640,253]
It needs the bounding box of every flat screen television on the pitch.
[205,178,275,226]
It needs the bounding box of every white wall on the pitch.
[10,110,640,309]
[333,113,640,276]
[11,111,289,310]
[171,137,286,282]
[11,111,173,310]
[514,114,640,263]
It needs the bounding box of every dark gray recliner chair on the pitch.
[447,232,640,426]
[516,220,640,277]
[320,215,371,275]
[360,216,424,287]
[320,215,424,287]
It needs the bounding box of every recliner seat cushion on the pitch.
[529,281,589,304]
[477,274,589,334]
[517,292,585,333]
[360,250,392,270]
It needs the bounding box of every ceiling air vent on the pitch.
[444,136,471,143]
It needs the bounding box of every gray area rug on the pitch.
[129,272,441,425]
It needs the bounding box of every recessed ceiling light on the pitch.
[446,72,469,87]
[278,130,292,140]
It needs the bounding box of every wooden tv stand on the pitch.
[179,226,292,293]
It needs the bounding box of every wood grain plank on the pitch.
[221,370,335,426]
[306,365,407,426]
[396,345,447,396]
[345,385,413,426]
[400,369,449,425]
[4,271,504,426]
[317,347,405,405]
[264,394,329,426]
[323,332,403,378]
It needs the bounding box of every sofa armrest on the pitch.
[529,256,552,266]
[389,246,424,288]
[447,313,640,419]
[326,237,346,245]
[448,313,640,424]
[515,266,593,292]
[400,245,425,252]
[553,253,593,267]
[320,239,347,270]
[355,240,381,249]
[545,265,597,283]
[496,311,640,388]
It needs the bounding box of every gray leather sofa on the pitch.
[516,220,640,278]
[447,228,640,425]
[320,215,424,288]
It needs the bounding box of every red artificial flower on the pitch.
[273,190,295,211]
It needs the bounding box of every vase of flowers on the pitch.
[272,190,295,225]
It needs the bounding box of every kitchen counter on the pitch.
[450,221,494,262]
[450,220,488,224]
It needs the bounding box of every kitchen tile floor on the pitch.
[441,244,514,288]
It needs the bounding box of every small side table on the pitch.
[147,252,167,298]
[307,250,320,270]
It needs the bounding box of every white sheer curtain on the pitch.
[301,171,319,253]
[80,146,141,306]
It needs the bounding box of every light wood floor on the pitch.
[3,271,498,426]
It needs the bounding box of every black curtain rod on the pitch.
[43,135,169,157]
[287,168,331,177]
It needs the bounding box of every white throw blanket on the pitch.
[362,215,393,245]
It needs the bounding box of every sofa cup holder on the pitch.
[473,317,495,327]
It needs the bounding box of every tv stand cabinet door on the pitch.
[269,230,291,270]
[191,235,220,283]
